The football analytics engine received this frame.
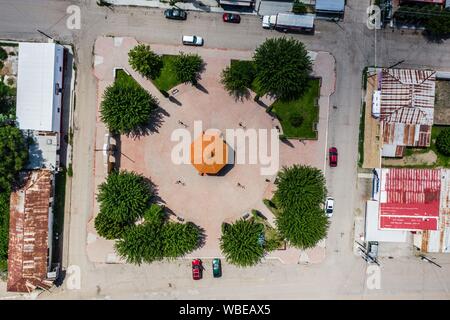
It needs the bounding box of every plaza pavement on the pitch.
[87,36,335,265]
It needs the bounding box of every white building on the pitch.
[16,42,64,133]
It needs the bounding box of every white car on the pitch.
[325,197,334,218]
[182,35,204,46]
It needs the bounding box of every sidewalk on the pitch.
[104,0,258,14]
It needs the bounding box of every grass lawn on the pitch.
[52,169,67,263]
[115,68,136,84]
[0,191,10,274]
[152,55,182,92]
[358,102,366,167]
[270,79,320,139]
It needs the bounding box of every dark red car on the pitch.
[192,259,203,280]
[223,13,241,23]
[329,147,338,167]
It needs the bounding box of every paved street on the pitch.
[1,0,450,299]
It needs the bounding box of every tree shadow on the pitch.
[142,177,166,206]
[125,106,170,139]
[168,96,182,106]
[280,136,295,148]
[194,82,209,94]
[186,0,211,12]
[231,89,251,102]
[423,30,449,44]
[195,225,207,249]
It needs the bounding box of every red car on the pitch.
[329,147,338,167]
[223,13,241,23]
[192,259,203,280]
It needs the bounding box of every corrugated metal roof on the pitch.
[379,168,440,231]
[316,0,345,12]
[379,68,436,149]
[16,42,63,132]
[414,169,450,252]
[7,170,54,293]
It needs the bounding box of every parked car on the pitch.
[223,13,241,23]
[164,8,187,20]
[192,259,203,280]
[329,147,338,167]
[325,197,334,218]
[212,258,222,278]
[182,35,204,46]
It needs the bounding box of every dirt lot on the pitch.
[434,80,450,125]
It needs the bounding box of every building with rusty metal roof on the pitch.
[371,68,436,158]
[7,170,55,293]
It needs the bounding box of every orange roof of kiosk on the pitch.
[190,132,229,175]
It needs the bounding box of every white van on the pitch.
[182,35,204,46]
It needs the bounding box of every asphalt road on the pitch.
[1,0,450,299]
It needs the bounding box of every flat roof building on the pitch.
[24,131,59,170]
[16,42,64,133]
[315,0,345,19]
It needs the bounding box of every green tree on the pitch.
[0,47,7,61]
[425,9,450,39]
[94,209,132,240]
[128,44,163,80]
[220,219,265,267]
[0,81,16,124]
[276,206,328,249]
[173,52,204,84]
[292,0,307,14]
[115,222,163,264]
[273,165,329,249]
[0,191,11,272]
[162,222,200,258]
[253,37,312,100]
[436,127,450,156]
[0,125,28,191]
[95,170,151,239]
[115,221,201,264]
[100,75,158,135]
[220,60,256,98]
[144,203,165,224]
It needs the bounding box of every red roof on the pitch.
[379,168,440,231]
[7,170,54,293]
